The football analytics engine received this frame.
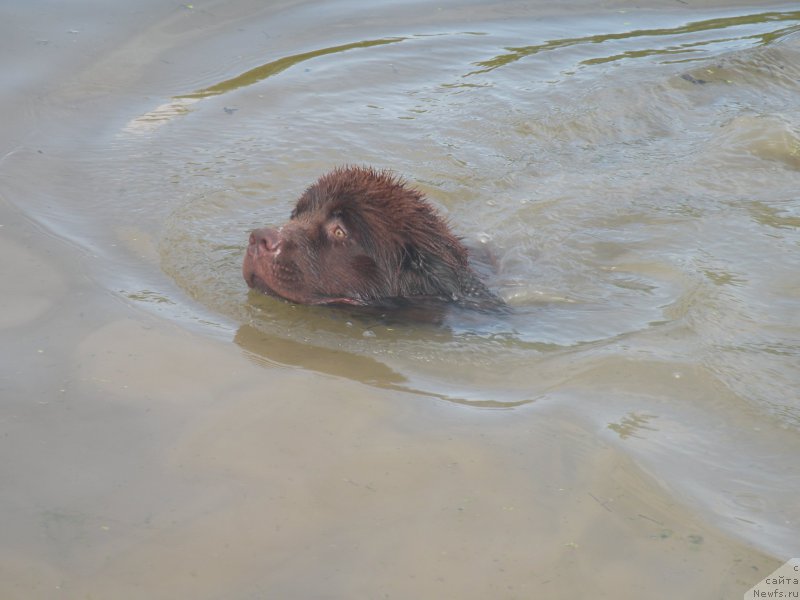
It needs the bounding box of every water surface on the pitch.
[2,0,798,597]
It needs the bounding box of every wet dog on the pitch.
[243,166,502,309]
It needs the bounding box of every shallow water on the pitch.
[2,0,799,596]
[27,3,800,403]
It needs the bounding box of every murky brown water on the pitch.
[1,0,798,597]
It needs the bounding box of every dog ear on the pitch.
[398,244,462,300]
[398,243,502,307]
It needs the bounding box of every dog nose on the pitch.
[249,227,281,255]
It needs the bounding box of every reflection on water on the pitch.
[749,199,800,229]
[607,412,659,440]
[178,37,407,100]
[470,10,800,72]
[235,321,408,386]
[235,322,534,408]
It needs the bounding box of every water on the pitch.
[69,5,800,408]
[2,0,799,595]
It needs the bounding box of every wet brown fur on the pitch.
[243,166,501,308]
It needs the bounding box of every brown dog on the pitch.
[243,166,502,308]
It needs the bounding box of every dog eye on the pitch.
[332,226,347,240]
